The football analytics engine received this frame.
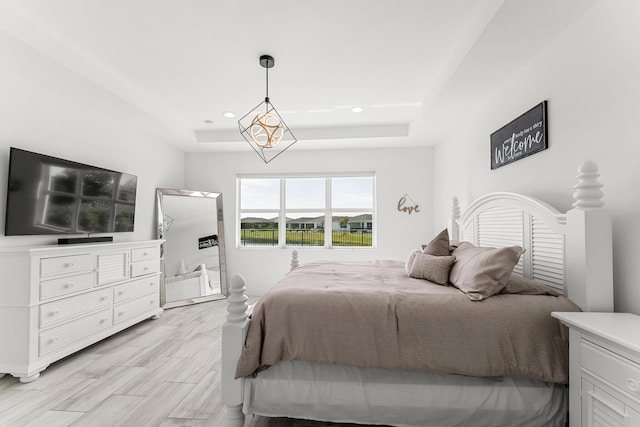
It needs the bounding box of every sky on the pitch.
[240,176,373,220]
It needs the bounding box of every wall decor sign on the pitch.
[397,193,420,215]
[198,234,218,249]
[490,101,547,170]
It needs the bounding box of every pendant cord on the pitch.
[265,65,269,100]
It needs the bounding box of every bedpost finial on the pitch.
[573,161,604,209]
[451,197,461,220]
[226,275,249,324]
[290,250,299,271]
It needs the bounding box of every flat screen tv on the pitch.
[5,147,137,238]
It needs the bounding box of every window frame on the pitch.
[237,172,376,249]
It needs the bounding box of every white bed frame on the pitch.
[221,161,613,426]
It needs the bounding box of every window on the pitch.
[238,173,375,248]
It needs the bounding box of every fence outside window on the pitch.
[240,229,372,247]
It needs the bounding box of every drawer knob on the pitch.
[50,311,59,317]
[100,296,108,301]
[64,283,74,289]
[64,262,74,268]
[629,378,640,392]
[144,267,149,271]
[49,337,59,343]
[149,300,154,305]
[118,311,125,316]
[118,291,124,296]
[100,318,109,324]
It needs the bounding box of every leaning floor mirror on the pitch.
[156,188,228,308]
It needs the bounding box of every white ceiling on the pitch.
[0,0,597,152]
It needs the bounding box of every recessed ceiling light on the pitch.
[351,106,364,113]
[223,111,235,118]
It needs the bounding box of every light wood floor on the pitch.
[0,299,365,427]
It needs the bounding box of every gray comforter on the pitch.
[235,260,580,383]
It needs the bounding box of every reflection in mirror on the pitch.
[156,188,227,308]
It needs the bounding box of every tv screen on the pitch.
[5,148,137,236]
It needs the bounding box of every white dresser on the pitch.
[0,240,163,382]
[552,312,640,427]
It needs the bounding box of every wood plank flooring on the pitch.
[0,299,365,427]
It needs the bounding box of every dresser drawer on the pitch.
[40,272,92,300]
[113,275,159,303]
[40,254,92,278]
[582,340,640,402]
[39,308,112,356]
[130,259,158,277]
[40,288,111,328]
[131,246,160,262]
[114,292,159,324]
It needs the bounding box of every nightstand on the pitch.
[552,312,640,427]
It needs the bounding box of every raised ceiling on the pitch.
[0,0,596,152]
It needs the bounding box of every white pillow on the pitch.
[405,250,421,275]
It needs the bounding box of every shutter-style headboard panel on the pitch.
[448,161,613,312]
[530,217,565,290]
[455,193,566,293]
[478,206,525,276]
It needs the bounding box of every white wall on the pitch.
[432,1,640,314]
[0,32,185,248]
[185,147,434,296]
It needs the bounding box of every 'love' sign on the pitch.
[398,194,420,215]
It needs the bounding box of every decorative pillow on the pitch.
[502,274,560,296]
[408,253,456,285]
[449,242,525,301]
[405,249,421,275]
[422,229,450,256]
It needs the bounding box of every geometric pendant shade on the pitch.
[238,55,297,164]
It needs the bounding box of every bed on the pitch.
[221,161,613,427]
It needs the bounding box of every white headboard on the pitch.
[449,161,613,312]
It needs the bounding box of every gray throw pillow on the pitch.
[409,253,456,285]
[449,242,524,300]
[502,274,560,296]
[422,229,450,256]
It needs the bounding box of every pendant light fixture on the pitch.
[238,55,297,164]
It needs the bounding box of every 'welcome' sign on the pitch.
[490,101,547,170]
[198,234,219,249]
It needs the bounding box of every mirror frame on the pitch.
[156,188,228,308]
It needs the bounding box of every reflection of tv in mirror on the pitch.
[5,147,138,236]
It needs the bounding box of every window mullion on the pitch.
[279,178,286,248]
[325,177,331,248]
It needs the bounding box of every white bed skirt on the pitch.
[243,360,567,427]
